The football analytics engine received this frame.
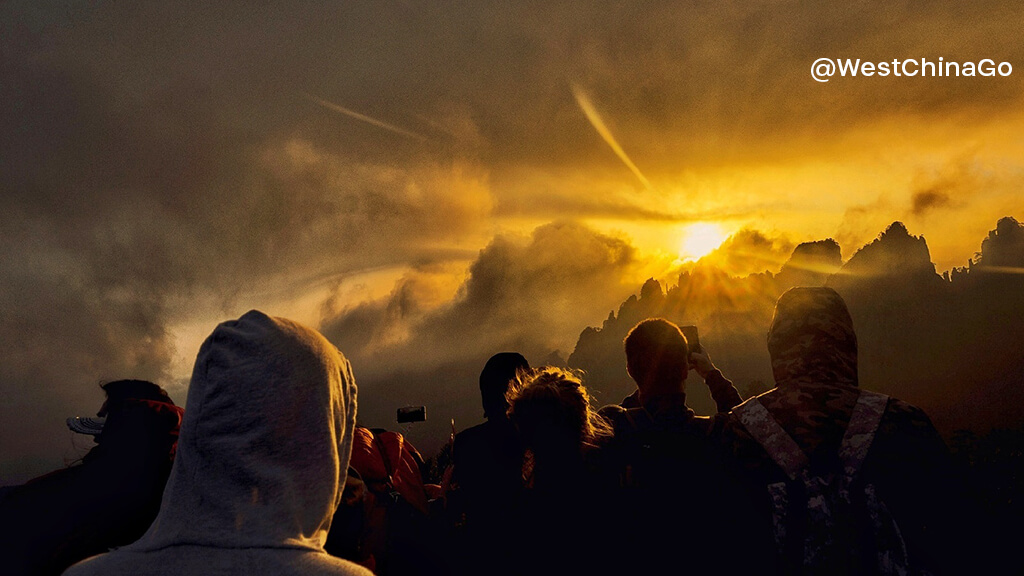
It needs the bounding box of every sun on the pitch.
[679,223,728,260]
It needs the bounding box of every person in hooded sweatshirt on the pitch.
[719,287,963,574]
[63,310,372,576]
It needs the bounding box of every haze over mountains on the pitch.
[2,217,1021,481]
[571,218,1024,438]
[344,217,1024,454]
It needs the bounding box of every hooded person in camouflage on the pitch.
[721,287,961,575]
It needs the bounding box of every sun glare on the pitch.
[679,223,728,261]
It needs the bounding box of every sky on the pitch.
[2,1,1023,482]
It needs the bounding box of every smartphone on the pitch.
[397,405,427,423]
[680,325,701,354]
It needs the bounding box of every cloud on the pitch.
[0,233,174,481]
[700,228,797,276]
[318,263,467,359]
[908,155,979,216]
[911,190,952,215]
[322,221,640,372]
[835,196,899,257]
[3,0,1024,481]
[834,152,1024,270]
[0,12,499,481]
[318,221,643,452]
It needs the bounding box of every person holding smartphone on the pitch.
[598,318,747,574]
[610,319,741,415]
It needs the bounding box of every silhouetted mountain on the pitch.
[941,217,1024,430]
[824,223,954,407]
[977,216,1024,269]
[949,216,1024,289]
[828,220,948,313]
[776,239,842,288]
[838,222,939,279]
[568,264,782,413]
[569,218,1024,437]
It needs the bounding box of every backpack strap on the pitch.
[372,431,398,497]
[837,391,889,479]
[734,397,808,481]
[840,392,911,574]
[623,406,659,435]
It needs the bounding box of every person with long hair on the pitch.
[506,367,613,575]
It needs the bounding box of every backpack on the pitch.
[610,406,711,491]
[604,405,738,573]
[333,427,437,575]
[734,391,914,576]
[350,427,430,515]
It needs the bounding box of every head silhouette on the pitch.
[98,379,173,417]
[624,318,690,398]
[506,367,608,456]
[479,352,530,420]
[768,287,858,387]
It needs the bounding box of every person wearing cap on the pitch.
[0,380,183,576]
[63,310,371,576]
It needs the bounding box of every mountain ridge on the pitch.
[568,217,1024,435]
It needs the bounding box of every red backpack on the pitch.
[338,427,433,574]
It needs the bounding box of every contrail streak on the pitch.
[571,83,651,190]
[305,93,427,141]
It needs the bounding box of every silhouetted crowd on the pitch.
[0,287,971,575]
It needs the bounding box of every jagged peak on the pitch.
[780,239,843,275]
[862,221,928,252]
[882,221,911,238]
[840,221,936,278]
[639,277,664,300]
[995,216,1021,233]
[976,216,1024,268]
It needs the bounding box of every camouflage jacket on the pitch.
[719,383,960,574]
[717,287,962,574]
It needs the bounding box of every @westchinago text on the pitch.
[812,58,1012,82]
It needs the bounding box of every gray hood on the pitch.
[129,310,357,551]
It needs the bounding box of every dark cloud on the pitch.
[908,156,979,216]
[0,235,173,481]
[0,2,499,481]
[318,221,641,453]
[911,190,952,215]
